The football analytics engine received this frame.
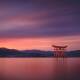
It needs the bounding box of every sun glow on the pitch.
[0,35,80,51]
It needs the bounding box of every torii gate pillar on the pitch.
[52,45,67,57]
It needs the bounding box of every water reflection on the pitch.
[0,58,80,80]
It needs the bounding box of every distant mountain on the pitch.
[0,48,53,57]
[0,48,22,57]
[66,50,80,57]
[0,48,80,57]
[21,50,53,57]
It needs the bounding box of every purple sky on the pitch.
[0,0,80,38]
[0,0,80,50]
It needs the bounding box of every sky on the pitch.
[0,0,80,51]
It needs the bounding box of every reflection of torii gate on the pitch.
[52,45,67,57]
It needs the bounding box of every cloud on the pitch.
[0,0,80,38]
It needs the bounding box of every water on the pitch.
[0,58,80,80]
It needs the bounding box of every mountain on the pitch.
[66,50,80,57]
[0,48,22,57]
[0,48,80,57]
[21,50,53,57]
[0,48,53,57]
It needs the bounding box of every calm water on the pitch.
[0,58,80,80]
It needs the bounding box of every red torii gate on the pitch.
[52,45,67,57]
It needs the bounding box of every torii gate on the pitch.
[52,45,67,57]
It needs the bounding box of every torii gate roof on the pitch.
[52,45,67,48]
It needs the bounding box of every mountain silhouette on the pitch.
[0,48,80,57]
[0,48,53,57]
